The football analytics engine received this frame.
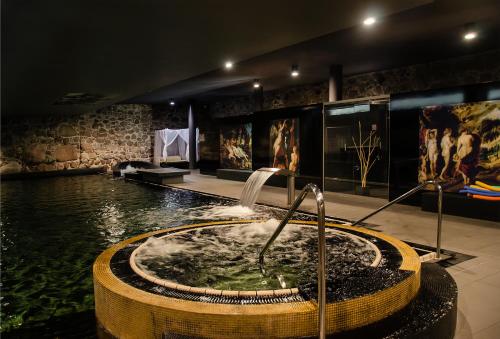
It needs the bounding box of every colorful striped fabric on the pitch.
[475,181,500,192]
[460,188,500,197]
[470,194,500,201]
[461,181,500,201]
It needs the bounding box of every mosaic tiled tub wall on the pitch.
[94,220,422,338]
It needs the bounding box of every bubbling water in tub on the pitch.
[134,220,378,291]
[133,168,374,290]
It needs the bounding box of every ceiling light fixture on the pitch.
[363,16,376,26]
[224,61,233,70]
[169,99,175,106]
[253,79,261,88]
[463,23,478,41]
[464,32,477,40]
[291,64,299,77]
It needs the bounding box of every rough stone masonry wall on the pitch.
[0,104,153,174]
[210,49,500,117]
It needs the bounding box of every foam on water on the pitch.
[120,164,137,175]
[136,236,198,261]
[188,204,259,219]
[134,221,378,290]
[223,219,280,241]
[132,203,278,231]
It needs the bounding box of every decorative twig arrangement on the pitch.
[352,121,380,188]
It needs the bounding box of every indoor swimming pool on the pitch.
[0,174,296,337]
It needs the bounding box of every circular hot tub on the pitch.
[130,221,383,297]
[93,220,421,338]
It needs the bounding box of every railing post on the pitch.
[351,179,445,261]
[258,183,326,339]
[287,175,295,206]
[316,189,326,339]
[436,183,443,259]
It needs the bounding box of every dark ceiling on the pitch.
[128,0,500,104]
[2,0,500,116]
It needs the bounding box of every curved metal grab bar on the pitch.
[258,183,326,339]
[351,179,444,258]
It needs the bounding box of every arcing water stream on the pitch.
[239,169,276,207]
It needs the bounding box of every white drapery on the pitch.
[153,128,198,165]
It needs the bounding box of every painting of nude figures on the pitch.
[220,123,252,170]
[269,118,299,173]
[419,100,500,191]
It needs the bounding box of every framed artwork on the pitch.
[419,100,499,191]
[219,123,252,169]
[269,118,299,173]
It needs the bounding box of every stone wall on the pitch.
[210,49,500,118]
[151,104,188,131]
[343,49,500,99]
[210,82,328,118]
[0,104,153,174]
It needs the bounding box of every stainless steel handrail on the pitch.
[258,183,326,339]
[351,179,444,258]
[257,168,296,206]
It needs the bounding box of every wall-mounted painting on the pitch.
[219,123,252,169]
[269,118,299,173]
[419,100,500,191]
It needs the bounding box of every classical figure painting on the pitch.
[419,100,500,191]
[219,123,252,169]
[269,118,299,173]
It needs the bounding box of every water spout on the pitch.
[240,168,295,208]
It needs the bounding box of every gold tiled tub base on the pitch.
[93,221,421,339]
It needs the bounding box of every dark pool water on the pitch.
[0,174,288,337]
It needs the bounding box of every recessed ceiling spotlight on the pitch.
[291,64,299,77]
[464,32,477,40]
[224,61,233,70]
[363,16,376,26]
[253,79,261,88]
[169,99,175,106]
[463,23,478,41]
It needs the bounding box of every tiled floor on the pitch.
[169,170,500,339]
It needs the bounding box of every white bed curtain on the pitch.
[153,129,168,165]
[153,128,198,165]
